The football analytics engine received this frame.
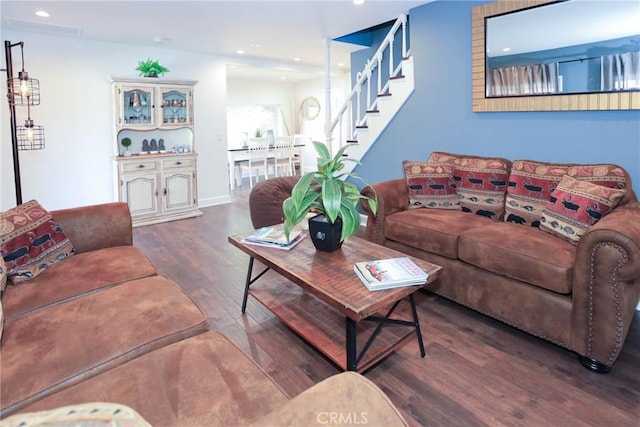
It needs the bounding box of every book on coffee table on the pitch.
[241,224,304,250]
[353,257,428,291]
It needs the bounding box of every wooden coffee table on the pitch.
[228,231,443,373]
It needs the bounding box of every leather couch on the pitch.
[1,202,407,426]
[360,152,640,373]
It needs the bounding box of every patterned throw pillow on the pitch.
[539,175,625,244]
[427,151,459,165]
[505,160,628,227]
[0,256,6,295]
[1,200,75,284]
[453,157,510,221]
[1,402,152,427]
[403,161,460,210]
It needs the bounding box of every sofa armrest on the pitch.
[51,202,133,254]
[251,372,408,427]
[571,202,640,367]
[360,179,409,245]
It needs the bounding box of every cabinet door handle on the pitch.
[163,188,167,196]
[175,161,182,166]
[137,164,145,169]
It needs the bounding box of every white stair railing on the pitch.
[327,14,409,151]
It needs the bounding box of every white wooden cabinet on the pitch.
[117,154,199,226]
[111,77,201,226]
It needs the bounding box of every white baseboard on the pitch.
[198,195,231,207]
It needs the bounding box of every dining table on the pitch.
[227,143,305,190]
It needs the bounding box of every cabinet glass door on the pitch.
[160,89,191,126]
[122,88,154,126]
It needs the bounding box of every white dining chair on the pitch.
[272,136,295,177]
[239,137,272,188]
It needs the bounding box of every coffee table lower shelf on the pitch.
[249,283,418,373]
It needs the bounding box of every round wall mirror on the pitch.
[300,97,321,120]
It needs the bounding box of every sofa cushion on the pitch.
[18,331,290,427]
[453,157,511,221]
[1,200,75,284]
[539,175,625,245]
[403,161,460,210]
[1,246,157,320]
[386,209,491,259]
[0,275,209,418]
[3,402,151,427]
[458,222,576,294]
[251,372,408,427]
[505,161,628,228]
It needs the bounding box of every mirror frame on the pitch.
[472,0,640,112]
[300,96,321,120]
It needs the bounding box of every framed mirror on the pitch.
[300,97,321,120]
[472,0,640,112]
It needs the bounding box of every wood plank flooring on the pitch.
[133,187,639,427]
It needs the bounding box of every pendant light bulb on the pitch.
[18,70,30,97]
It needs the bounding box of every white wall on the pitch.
[1,30,229,210]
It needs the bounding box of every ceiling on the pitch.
[0,0,434,82]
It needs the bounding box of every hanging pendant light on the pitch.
[4,40,46,204]
[7,44,40,106]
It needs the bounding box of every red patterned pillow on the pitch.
[427,152,459,165]
[453,157,510,221]
[403,161,460,210]
[505,160,628,227]
[0,256,6,295]
[539,175,625,244]
[1,200,75,284]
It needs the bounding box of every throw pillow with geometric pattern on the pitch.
[1,200,75,284]
[453,157,511,221]
[505,160,628,228]
[539,175,625,244]
[403,161,460,210]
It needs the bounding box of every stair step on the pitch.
[377,92,392,97]
[346,140,358,144]
[355,125,368,129]
[390,74,405,80]
[366,109,380,114]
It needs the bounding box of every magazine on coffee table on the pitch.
[242,224,304,250]
[353,257,428,291]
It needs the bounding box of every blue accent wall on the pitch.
[352,0,640,191]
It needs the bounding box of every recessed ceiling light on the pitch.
[236,49,245,55]
[354,0,365,5]
[501,47,511,52]
[337,62,345,67]
[293,57,301,62]
[281,76,287,80]
[35,10,49,18]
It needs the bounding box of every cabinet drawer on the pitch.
[122,160,158,172]
[162,158,194,169]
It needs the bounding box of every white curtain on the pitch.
[487,63,557,96]
[602,51,640,91]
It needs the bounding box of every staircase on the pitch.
[328,14,415,174]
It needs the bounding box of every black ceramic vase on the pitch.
[308,214,343,252]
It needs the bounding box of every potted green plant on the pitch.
[121,137,132,157]
[135,59,169,78]
[283,140,377,252]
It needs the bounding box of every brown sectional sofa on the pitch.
[1,202,407,426]
[361,152,640,373]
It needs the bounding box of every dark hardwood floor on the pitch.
[133,186,639,427]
